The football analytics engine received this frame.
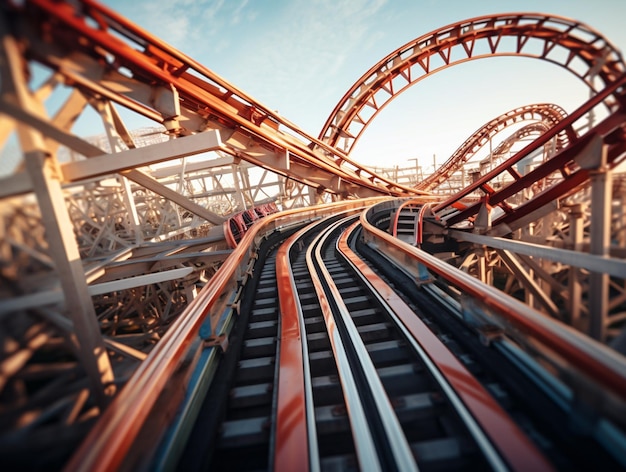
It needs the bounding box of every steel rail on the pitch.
[337,221,554,471]
[274,206,375,471]
[390,198,420,239]
[273,209,370,472]
[360,204,626,400]
[274,224,313,472]
[312,217,419,472]
[305,217,384,471]
[76,0,426,194]
[416,202,433,246]
[390,199,440,246]
[64,198,389,471]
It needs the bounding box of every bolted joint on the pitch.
[204,334,229,352]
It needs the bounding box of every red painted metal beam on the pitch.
[494,136,626,228]
[444,107,626,227]
[274,227,312,472]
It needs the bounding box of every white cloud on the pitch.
[112,0,255,57]
[225,0,390,132]
[231,0,249,25]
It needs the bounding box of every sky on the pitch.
[101,0,626,172]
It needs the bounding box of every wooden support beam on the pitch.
[0,18,115,406]
[60,130,223,181]
[496,249,561,319]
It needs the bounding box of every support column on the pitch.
[588,150,612,341]
[476,246,488,284]
[474,201,491,286]
[231,163,246,211]
[174,156,188,228]
[0,21,115,405]
[567,204,585,328]
[309,185,319,206]
[240,164,253,207]
[98,101,143,244]
[524,225,535,310]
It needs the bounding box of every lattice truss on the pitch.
[0,1,338,458]
[440,180,626,341]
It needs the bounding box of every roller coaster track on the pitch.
[66,200,626,471]
[1,0,427,199]
[319,12,625,155]
[431,75,626,228]
[1,1,626,470]
[416,103,571,192]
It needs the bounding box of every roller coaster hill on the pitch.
[1,1,626,471]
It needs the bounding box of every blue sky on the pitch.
[104,0,626,170]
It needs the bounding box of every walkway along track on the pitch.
[66,200,626,471]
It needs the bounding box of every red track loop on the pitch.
[432,73,626,226]
[417,103,570,191]
[320,13,625,156]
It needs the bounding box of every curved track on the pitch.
[319,13,625,155]
[3,0,428,199]
[416,103,571,191]
[67,201,626,471]
[2,2,626,471]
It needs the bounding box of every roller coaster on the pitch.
[1,1,626,470]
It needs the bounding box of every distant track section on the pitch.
[416,103,571,192]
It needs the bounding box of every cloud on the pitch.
[231,0,250,25]
[226,0,390,131]
[112,0,253,57]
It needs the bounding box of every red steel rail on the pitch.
[338,221,554,471]
[320,13,625,156]
[360,203,626,399]
[274,225,311,472]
